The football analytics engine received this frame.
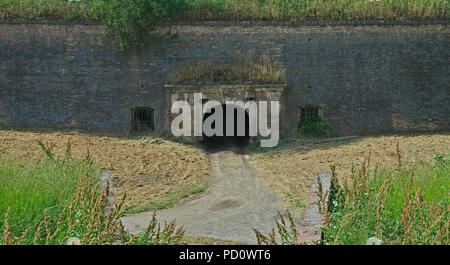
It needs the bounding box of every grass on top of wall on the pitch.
[168,57,287,85]
[0,0,448,21]
[0,0,96,20]
[1,1,447,50]
[183,0,449,21]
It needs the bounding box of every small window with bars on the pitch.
[299,105,320,122]
[131,107,154,132]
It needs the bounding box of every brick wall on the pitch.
[0,22,448,135]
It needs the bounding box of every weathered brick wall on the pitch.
[0,22,448,135]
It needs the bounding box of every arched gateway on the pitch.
[166,84,287,146]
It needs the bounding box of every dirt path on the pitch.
[121,146,297,244]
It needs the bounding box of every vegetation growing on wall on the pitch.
[168,57,286,85]
[93,0,188,50]
[0,0,448,50]
[183,0,449,22]
[0,0,188,50]
[0,0,95,20]
[1,0,448,21]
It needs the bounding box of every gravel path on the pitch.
[121,146,298,244]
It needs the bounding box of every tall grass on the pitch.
[183,0,449,21]
[0,0,95,20]
[168,56,286,85]
[0,0,448,21]
[253,210,299,245]
[254,148,449,245]
[0,141,185,245]
[0,143,99,240]
[323,150,449,245]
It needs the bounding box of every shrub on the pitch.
[297,116,330,137]
[92,0,189,50]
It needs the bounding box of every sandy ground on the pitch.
[248,133,450,214]
[122,146,299,244]
[0,128,211,212]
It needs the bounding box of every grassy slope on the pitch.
[0,129,211,213]
[0,0,448,21]
[0,156,187,245]
[248,133,450,214]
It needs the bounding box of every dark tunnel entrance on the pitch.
[202,104,250,151]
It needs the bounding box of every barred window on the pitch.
[131,107,154,132]
[299,105,320,121]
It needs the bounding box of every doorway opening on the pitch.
[202,104,250,151]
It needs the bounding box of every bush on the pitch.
[93,0,189,50]
[297,116,330,137]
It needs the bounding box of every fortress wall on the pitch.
[0,22,448,134]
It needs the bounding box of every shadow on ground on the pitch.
[121,139,300,244]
